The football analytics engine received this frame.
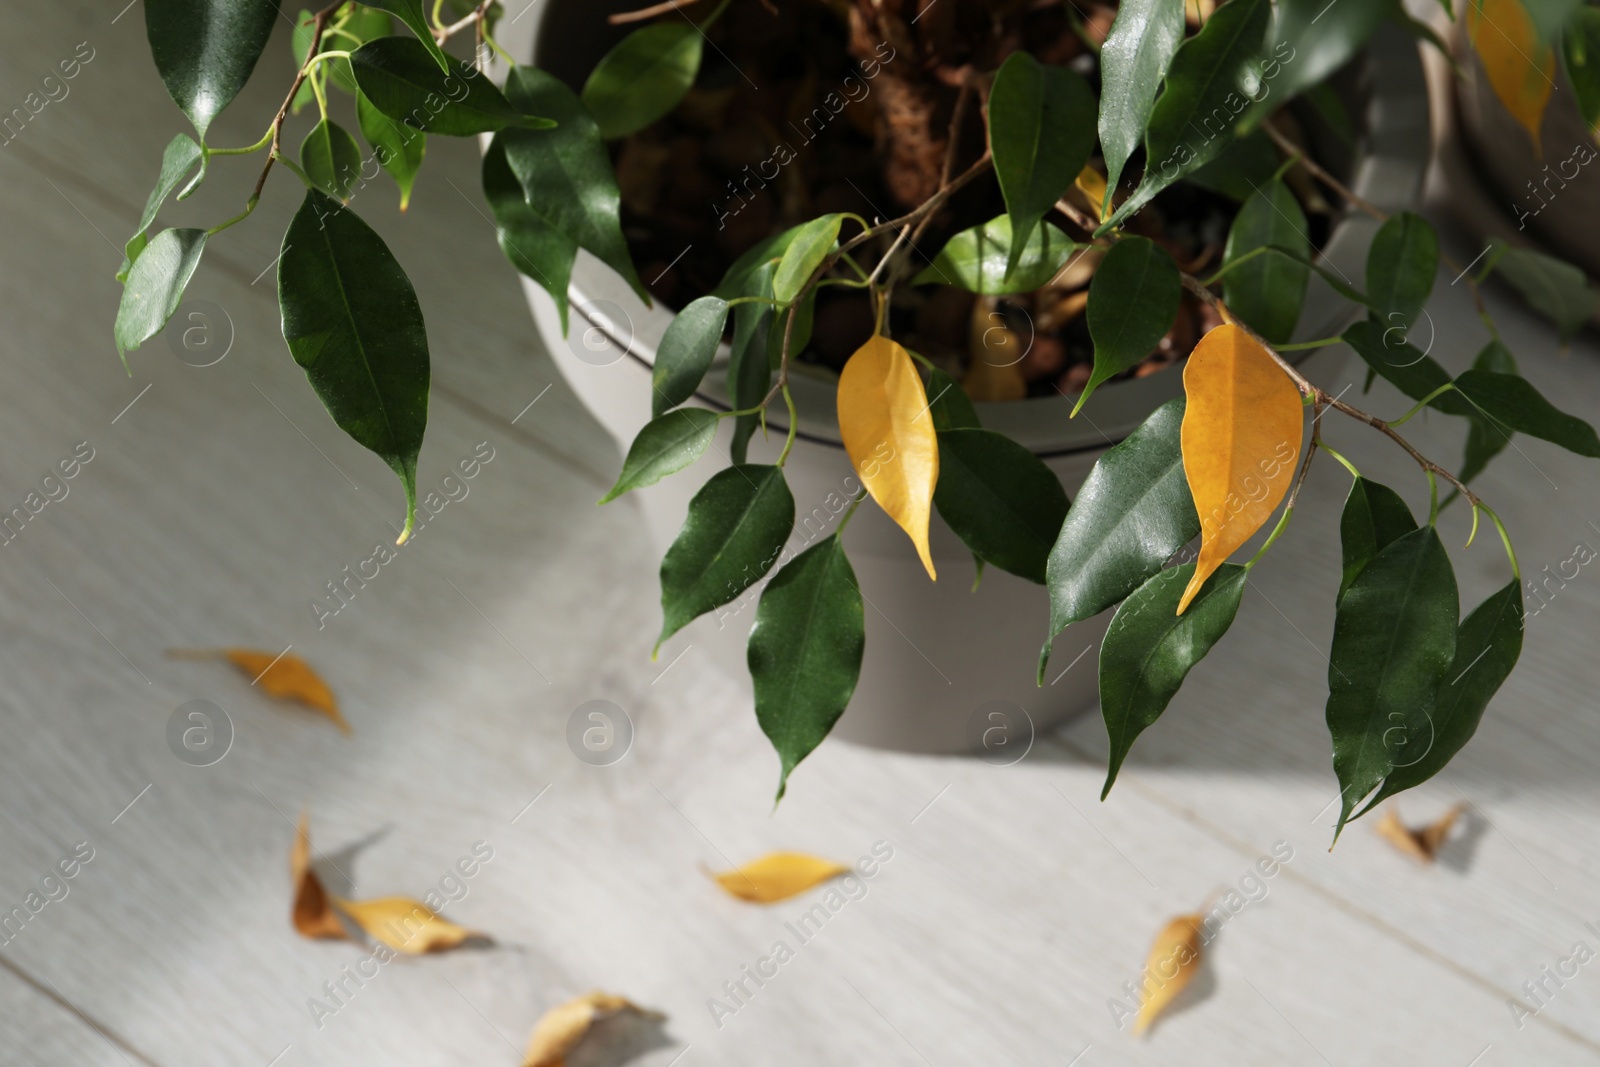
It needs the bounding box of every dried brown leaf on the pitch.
[711,852,850,904]
[1133,913,1205,1036]
[332,896,480,953]
[170,648,350,733]
[522,991,662,1067]
[291,812,348,941]
[1376,803,1465,863]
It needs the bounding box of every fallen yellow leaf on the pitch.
[169,648,350,733]
[1133,913,1205,1035]
[1177,324,1302,613]
[1468,0,1554,154]
[291,811,348,941]
[1376,803,1465,863]
[523,991,663,1067]
[837,335,939,579]
[332,896,479,953]
[711,851,851,903]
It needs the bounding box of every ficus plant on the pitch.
[115,0,1600,838]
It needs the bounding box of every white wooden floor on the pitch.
[3,7,1600,1065]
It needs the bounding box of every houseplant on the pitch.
[113,0,1600,838]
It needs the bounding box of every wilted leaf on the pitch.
[1375,803,1465,862]
[291,812,347,941]
[1177,324,1302,613]
[169,648,350,733]
[523,992,663,1067]
[1133,913,1205,1035]
[332,895,479,953]
[837,336,940,579]
[711,852,850,903]
[1468,0,1555,152]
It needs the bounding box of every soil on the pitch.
[610,0,1329,401]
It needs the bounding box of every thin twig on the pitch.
[436,0,495,41]
[253,2,343,201]
[608,0,705,24]
[1285,399,1325,512]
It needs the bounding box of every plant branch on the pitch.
[435,0,495,42]
[253,2,343,203]
[608,0,705,24]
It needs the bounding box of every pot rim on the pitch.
[496,14,1429,456]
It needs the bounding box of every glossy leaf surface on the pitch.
[1222,179,1309,345]
[1079,236,1181,412]
[652,296,728,417]
[988,51,1095,271]
[146,0,279,137]
[1098,0,1186,202]
[914,217,1079,295]
[600,408,720,503]
[351,37,552,135]
[114,227,207,361]
[581,23,702,140]
[933,428,1068,584]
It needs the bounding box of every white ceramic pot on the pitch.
[493,12,1430,754]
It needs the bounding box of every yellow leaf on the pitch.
[1133,913,1205,1035]
[170,647,350,733]
[1376,803,1465,863]
[1074,164,1109,222]
[290,812,348,942]
[837,336,939,579]
[1468,0,1554,154]
[522,991,663,1067]
[711,851,850,903]
[331,896,480,953]
[1177,324,1302,613]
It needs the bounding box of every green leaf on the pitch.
[145,0,279,138]
[581,22,702,140]
[1338,477,1417,601]
[293,6,386,112]
[1525,0,1586,45]
[1222,178,1309,345]
[933,428,1069,584]
[1366,211,1438,332]
[290,8,318,114]
[358,90,426,211]
[1452,369,1600,457]
[351,37,553,136]
[1100,563,1247,798]
[120,133,203,282]
[1183,129,1279,202]
[1101,0,1271,232]
[1563,8,1600,128]
[1241,0,1388,129]
[1042,398,1200,677]
[653,296,728,417]
[658,464,794,650]
[1098,0,1186,204]
[1353,580,1524,817]
[600,408,720,503]
[279,191,430,540]
[926,367,981,431]
[772,214,843,305]
[114,227,207,364]
[748,535,865,800]
[913,217,1080,295]
[1078,236,1181,413]
[482,137,576,335]
[1341,320,1474,418]
[300,118,364,202]
[1459,341,1518,483]
[713,226,803,299]
[359,0,454,72]
[767,288,817,368]
[1484,241,1596,343]
[988,52,1096,272]
[501,65,649,304]
[1326,526,1459,837]
[728,262,776,464]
